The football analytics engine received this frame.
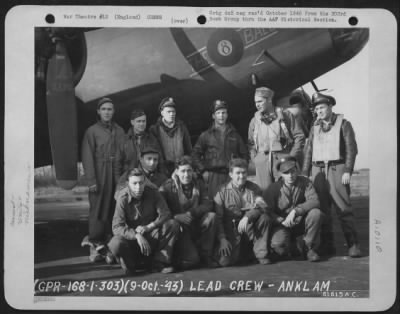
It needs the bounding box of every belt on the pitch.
[312,160,344,167]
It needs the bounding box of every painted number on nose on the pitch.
[217,40,233,56]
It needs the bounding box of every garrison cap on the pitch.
[311,92,336,107]
[255,86,274,99]
[277,155,298,173]
[212,99,228,113]
[140,145,160,157]
[159,97,176,112]
[97,97,113,109]
[130,109,146,120]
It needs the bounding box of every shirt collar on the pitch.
[98,120,113,130]
[172,172,196,189]
[127,187,142,203]
[229,180,247,192]
[315,112,337,126]
[162,118,175,128]
[210,122,233,133]
[139,163,154,176]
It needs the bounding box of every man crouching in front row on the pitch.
[108,168,179,275]
[263,156,324,262]
[160,156,218,270]
[214,158,272,266]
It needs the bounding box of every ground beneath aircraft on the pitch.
[34,170,369,297]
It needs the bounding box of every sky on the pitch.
[302,42,369,170]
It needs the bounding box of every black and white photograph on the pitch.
[4,5,397,311]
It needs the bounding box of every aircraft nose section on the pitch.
[329,28,369,60]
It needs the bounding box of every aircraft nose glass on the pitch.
[329,28,369,59]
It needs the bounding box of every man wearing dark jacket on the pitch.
[108,168,179,275]
[159,156,217,269]
[149,97,192,177]
[302,92,361,258]
[115,145,168,199]
[192,100,248,199]
[115,110,165,178]
[263,156,323,262]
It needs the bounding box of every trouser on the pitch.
[253,152,286,194]
[311,163,359,248]
[108,219,179,271]
[88,189,115,244]
[216,214,271,267]
[270,208,324,256]
[205,171,229,199]
[173,212,217,269]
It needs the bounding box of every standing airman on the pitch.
[81,97,125,263]
[149,97,192,177]
[116,109,164,178]
[248,87,305,193]
[302,92,361,258]
[192,100,248,199]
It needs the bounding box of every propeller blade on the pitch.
[46,39,78,189]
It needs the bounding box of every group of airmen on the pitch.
[81,86,362,275]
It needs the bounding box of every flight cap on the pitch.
[140,144,160,157]
[97,97,113,109]
[277,155,298,173]
[212,99,228,113]
[311,92,336,107]
[130,110,146,120]
[159,97,176,112]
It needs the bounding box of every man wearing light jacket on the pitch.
[213,158,272,266]
[248,87,305,193]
